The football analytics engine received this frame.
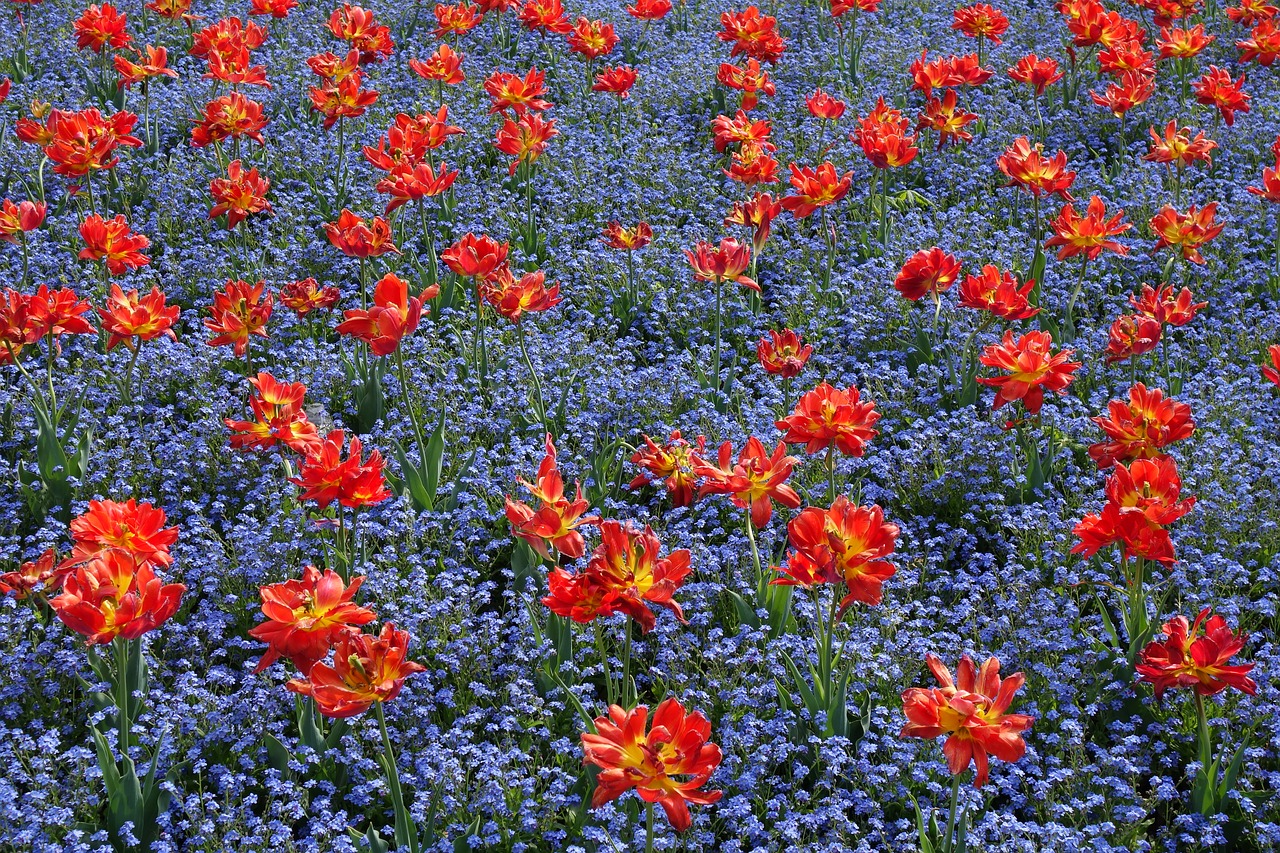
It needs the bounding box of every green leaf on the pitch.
[265,733,293,773]
[325,717,350,751]
[779,650,819,718]
[728,590,761,630]
[298,698,325,754]
[349,825,391,853]
[391,441,435,513]
[424,405,447,503]
[92,728,121,795]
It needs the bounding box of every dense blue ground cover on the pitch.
[1,0,1280,849]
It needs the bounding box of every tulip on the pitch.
[581,699,722,838]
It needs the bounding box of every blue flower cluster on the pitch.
[1,0,1279,849]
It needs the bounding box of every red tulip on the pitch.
[75,3,132,53]
[481,267,560,323]
[64,498,179,569]
[328,4,395,64]
[1007,54,1062,94]
[601,221,652,251]
[442,233,510,280]
[978,330,1080,413]
[1043,195,1130,261]
[696,437,801,529]
[543,519,691,633]
[952,3,1008,43]
[956,265,1039,320]
[224,372,323,455]
[78,214,150,275]
[894,247,962,301]
[518,0,572,34]
[191,92,268,148]
[97,285,179,351]
[1129,283,1206,327]
[291,429,391,509]
[1149,203,1223,264]
[0,549,62,600]
[592,65,637,98]
[505,433,599,560]
[1137,609,1257,699]
[249,564,377,673]
[287,623,426,717]
[776,382,879,457]
[581,699,722,832]
[567,17,618,58]
[685,238,759,291]
[756,329,813,378]
[900,654,1033,787]
[409,44,466,85]
[279,278,340,316]
[52,550,184,645]
[205,279,273,357]
[997,137,1076,200]
[1192,66,1250,126]
[433,1,484,38]
[779,162,852,219]
[775,497,898,610]
[484,68,553,116]
[1103,313,1162,364]
[335,273,427,355]
[0,199,45,243]
[46,108,141,177]
[493,112,558,174]
[324,209,399,258]
[628,430,706,508]
[115,45,178,86]
[208,159,272,229]
[718,6,785,64]
[1089,383,1194,469]
[1143,120,1216,170]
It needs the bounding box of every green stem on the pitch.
[19,231,29,288]
[745,510,763,589]
[516,322,547,431]
[945,772,962,853]
[336,505,348,580]
[620,617,633,708]
[122,342,142,408]
[825,444,837,503]
[375,701,418,853]
[473,278,488,389]
[878,167,889,246]
[712,278,723,396]
[1066,258,1088,340]
[114,636,130,757]
[394,347,428,457]
[593,619,615,707]
[1195,692,1212,768]
[644,800,655,853]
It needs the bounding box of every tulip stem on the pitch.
[712,278,723,397]
[620,617,633,708]
[114,636,131,758]
[19,231,29,288]
[394,347,429,467]
[516,322,548,433]
[745,510,763,590]
[644,800,655,853]
[375,701,418,853]
[825,444,837,503]
[945,772,962,853]
[1065,258,1088,341]
[1195,692,1212,771]
[593,619,615,707]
